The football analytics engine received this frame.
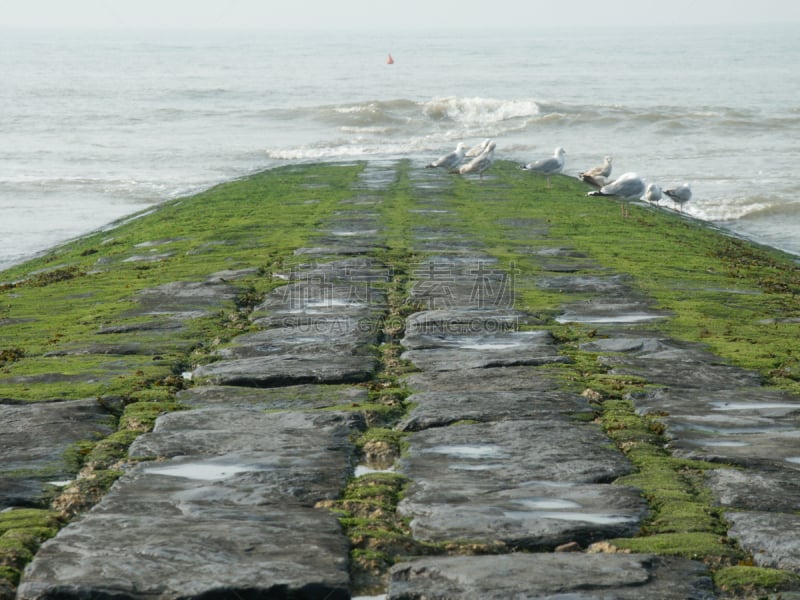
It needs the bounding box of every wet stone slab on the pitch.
[398,481,645,548]
[126,279,238,318]
[707,468,800,512]
[177,384,369,410]
[403,365,563,393]
[667,428,800,469]
[726,511,800,572]
[397,419,640,547]
[557,299,671,324]
[401,309,567,371]
[596,336,761,390]
[1,399,114,508]
[191,352,379,387]
[128,409,363,505]
[216,320,381,360]
[396,389,589,431]
[627,386,800,469]
[387,553,715,600]
[17,508,350,600]
[537,273,633,293]
[17,411,361,599]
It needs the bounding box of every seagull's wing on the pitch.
[524,156,560,174]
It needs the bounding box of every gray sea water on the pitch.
[1,25,799,271]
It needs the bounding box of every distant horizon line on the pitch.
[1,21,798,33]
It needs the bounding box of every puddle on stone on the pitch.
[460,341,520,350]
[424,444,507,459]
[697,440,750,448]
[144,462,253,481]
[355,464,396,477]
[502,511,637,525]
[305,299,366,308]
[557,313,664,324]
[513,498,582,510]
[449,463,505,471]
[330,230,378,237]
[710,402,800,411]
[682,424,795,435]
[47,480,73,487]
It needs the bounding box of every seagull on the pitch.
[664,183,692,213]
[580,156,613,180]
[520,147,566,188]
[587,172,646,218]
[426,142,467,170]
[644,183,663,205]
[465,138,491,158]
[579,174,611,189]
[453,141,496,179]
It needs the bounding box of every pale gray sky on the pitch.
[4,0,800,29]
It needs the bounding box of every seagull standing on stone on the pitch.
[644,183,663,205]
[520,147,566,188]
[454,140,496,179]
[664,183,692,213]
[426,142,467,170]
[465,138,491,158]
[587,172,646,218]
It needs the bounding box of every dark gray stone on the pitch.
[557,300,670,325]
[17,411,361,599]
[537,273,632,293]
[177,384,369,410]
[387,553,715,599]
[1,399,114,508]
[399,418,632,488]
[397,419,638,546]
[131,279,238,318]
[397,390,589,431]
[707,468,800,512]
[398,481,646,548]
[217,321,380,360]
[192,353,379,387]
[402,314,567,371]
[17,508,350,600]
[128,409,363,505]
[727,511,800,571]
[403,366,562,393]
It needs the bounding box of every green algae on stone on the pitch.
[714,565,800,596]
[611,532,741,561]
[0,509,62,587]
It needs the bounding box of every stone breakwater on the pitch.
[3,161,800,598]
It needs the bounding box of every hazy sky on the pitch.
[4,0,800,30]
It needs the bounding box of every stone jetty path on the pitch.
[4,161,800,599]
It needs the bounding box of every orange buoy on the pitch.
[386,53,394,65]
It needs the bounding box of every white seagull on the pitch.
[520,147,566,188]
[587,172,646,218]
[644,183,663,205]
[465,138,491,158]
[664,183,692,213]
[426,142,467,170]
[454,140,496,179]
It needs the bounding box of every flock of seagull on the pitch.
[425,140,692,218]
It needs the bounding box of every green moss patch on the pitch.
[0,509,62,586]
[714,565,800,596]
